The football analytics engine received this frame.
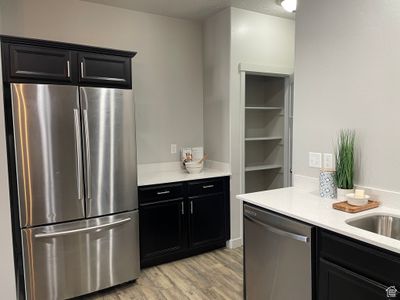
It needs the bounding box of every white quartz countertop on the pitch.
[138,162,231,186]
[237,187,400,254]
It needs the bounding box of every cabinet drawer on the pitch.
[79,52,131,87]
[188,178,224,197]
[319,230,400,286]
[9,44,74,82]
[139,183,184,204]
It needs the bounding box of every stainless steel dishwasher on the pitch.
[244,204,314,300]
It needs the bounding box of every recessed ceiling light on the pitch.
[281,0,297,13]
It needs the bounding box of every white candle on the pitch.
[354,189,365,199]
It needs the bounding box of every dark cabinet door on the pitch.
[139,198,186,265]
[78,52,131,87]
[9,44,74,83]
[188,194,226,248]
[319,259,390,300]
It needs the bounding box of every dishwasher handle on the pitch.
[244,214,310,243]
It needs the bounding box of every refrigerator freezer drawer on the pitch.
[22,211,140,300]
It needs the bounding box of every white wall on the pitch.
[0,2,17,299]
[294,0,400,191]
[203,9,231,163]
[0,0,204,164]
[204,8,295,246]
[230,8,295,243]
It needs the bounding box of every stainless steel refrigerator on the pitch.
[11,83,140,300]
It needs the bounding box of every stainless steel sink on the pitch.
[346,214,400,241]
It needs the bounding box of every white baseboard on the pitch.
[226,237,243,249]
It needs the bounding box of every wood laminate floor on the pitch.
[83,247,243,300]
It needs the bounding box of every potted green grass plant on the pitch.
[335,129,355,200]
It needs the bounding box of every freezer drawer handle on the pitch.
[244,215,309,243]
[34,217,131,238]
[157,191,170,195]
[202,185,214,189]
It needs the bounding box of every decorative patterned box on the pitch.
[320,170,337,199]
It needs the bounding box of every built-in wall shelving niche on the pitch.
[244,73,288,193]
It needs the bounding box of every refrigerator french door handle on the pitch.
[73,109,84,202]
[34,217,132,238]
[83,109,92,200]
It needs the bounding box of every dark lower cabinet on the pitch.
[319,259,388,300]
[317,229,400,300]
[139,177,230,268]
[189,194,226,248]
[139,199,186,263]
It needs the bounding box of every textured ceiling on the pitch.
[81,0,295,20]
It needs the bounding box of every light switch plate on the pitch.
[171,144,177,154]
[323,153,334,169]
[309,152,322,168]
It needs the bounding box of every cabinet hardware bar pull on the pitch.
[157,191,170,195]
[190,201,193,214]
[80,61,85,78]
[181,202,184,215]
[67,60,71,78]
[203,185,214,189]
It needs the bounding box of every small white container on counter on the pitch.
[185,161,204,174]
[191,147,204,161]
[346,191,370,206]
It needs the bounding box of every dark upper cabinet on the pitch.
[8,44,74,83]
[319,259,388,300]
[139,198,186,265]
[189,194,226,248]
[1,36,136,87]
[78,52,131,88]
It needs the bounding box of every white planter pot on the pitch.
[337,188,354,201]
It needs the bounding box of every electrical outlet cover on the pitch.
[171,144,177,154]
[309,152,322,168]
[323,153,334,169]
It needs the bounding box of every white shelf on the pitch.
[245,137,283,141]
[245,106,282,110]
[245,164,282,172]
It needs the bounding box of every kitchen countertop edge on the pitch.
[237,187,400,255]
[138,168,231,187]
